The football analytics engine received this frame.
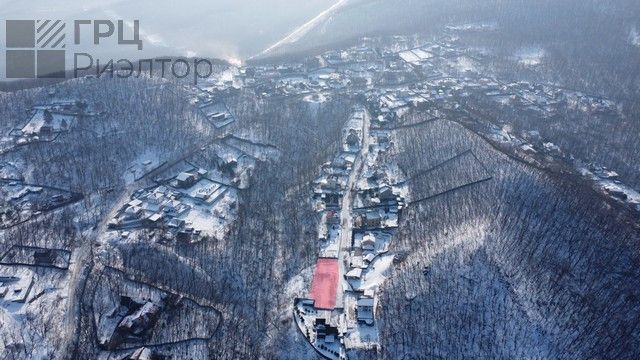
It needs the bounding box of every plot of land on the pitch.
[93,268,221,350]
[0,246,71,269]
[309,258,339,310]
[407,151,491,203]
[0,180,82,229]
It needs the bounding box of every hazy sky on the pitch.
[0,0,341,72]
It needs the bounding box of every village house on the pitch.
[314,318,341,344]
[145,213,164,227]
[175,172,198,188]
[356,297,375,325]
[118,301,162,337]
[0,269,34,304]
[346,267,363,280]
[361,233,376,252]
[167,218,186,229]
[350,254,364,269]
[363,253,376,264]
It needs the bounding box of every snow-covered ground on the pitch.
[514,47,545,66]
[20,109,75,136]
[0,264,72,358]
[180,189,238,238]
[123,149,164,184]
[578,166,640,206]
[446,22,498,32]
[630,27,640,48]
[350,254,394,292]
[449,56,478,74]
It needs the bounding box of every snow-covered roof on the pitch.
[362,233,376,245]
[176,172,195,182]
[346,268,362,279]
[128,199,143,207]
[364,253,376,263]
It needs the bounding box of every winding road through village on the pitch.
[336,108,371,309]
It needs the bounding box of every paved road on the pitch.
[336,108,371,308]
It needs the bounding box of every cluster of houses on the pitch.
[109,165,237,244]
[233,31,629,219]
[347,202,401,328]
[111,78,274,246]
[94,268,221,357]
[102,294,178,350]
[242,63,352,99]
[294,298,346,360]
[460,79,620,120]
[8,100,95,145]
[95,270,198,352]
[237,40,417,99]
[295,102,407,359]
[64,26,633,359]
[209,28,620,147]
[313,110,366,212]
[507,82,619,116]
[197,98,237,129]
[0,180,79,229]
[182,84,239,129]
[296,109,371,360]
[344,123,405,333]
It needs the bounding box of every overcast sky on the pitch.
[0,0,340,71]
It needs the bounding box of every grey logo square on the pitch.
[6,20,35,48]
[6,50,35,78]
[5,20,66,79]
[36,20,66,49]
[37,50,65,78]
